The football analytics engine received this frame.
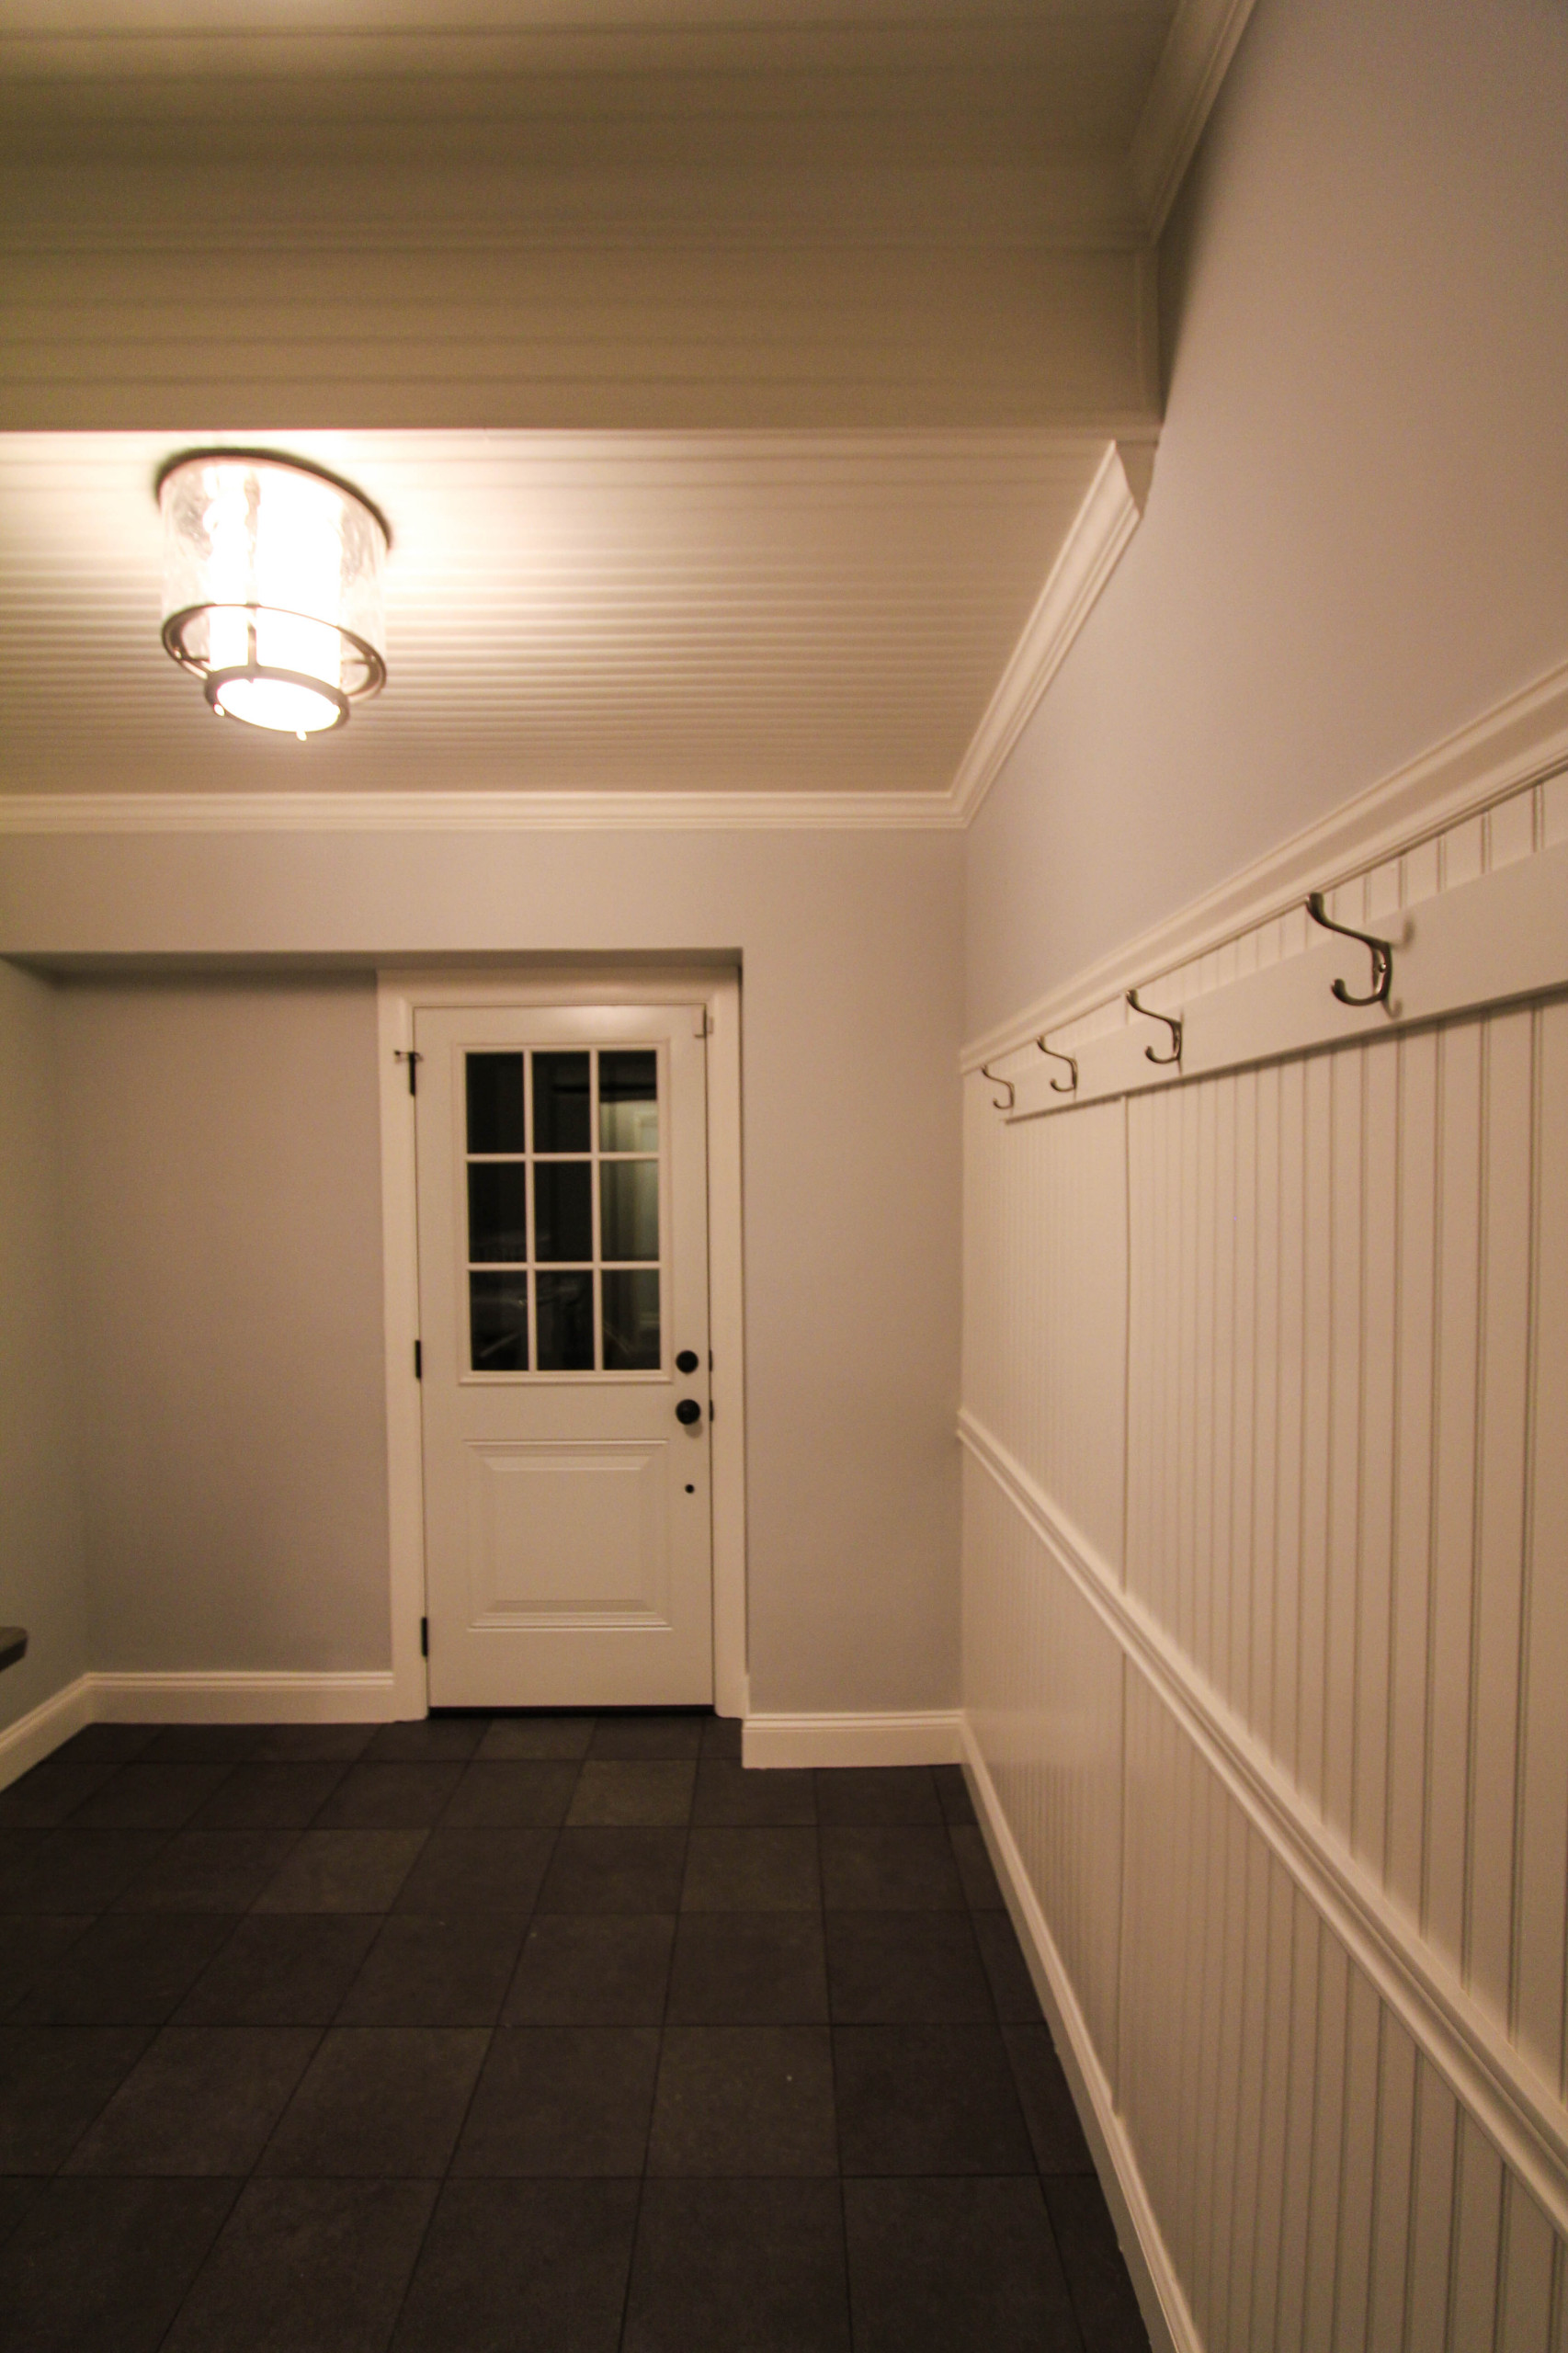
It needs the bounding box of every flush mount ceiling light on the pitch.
[157,449,389,737]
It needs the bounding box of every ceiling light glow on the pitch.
[158,450,389,735]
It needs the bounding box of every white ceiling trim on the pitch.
[0,430,1150,837]
[1131,0,1257,235]
[0,788,966,835]
[949,438,1153,828]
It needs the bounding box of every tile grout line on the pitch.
[372,1721,581,2353]
[812,1764,859,2353]
[4,1726,1145,2351]
[610,1732,693,2353]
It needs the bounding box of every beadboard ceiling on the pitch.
[0,427,1112,803]
[0,3,1252,818]
[0,3,1176,169]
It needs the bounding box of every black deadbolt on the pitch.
[675,1398,702,1426]
[676,1348,700,1374]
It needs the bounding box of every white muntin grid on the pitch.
[461,1042,668,1381]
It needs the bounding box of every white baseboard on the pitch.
[742,1708,963,1769]
[961,1716,1199,2353]
[0,1668,403,1790]
[89,1671,400,1724]
[0,1673,96,1793]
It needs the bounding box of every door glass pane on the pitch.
[470,1272,528,1370]
[599,1050,658,1152]
[534,1162,592,1261]
[537,1270,595,1370]
[603,1268,660,1370]
[466,1052,526,1154]
[533,1051,590,1153]
[468,1164,528,1262]
[600,1159,659,1261]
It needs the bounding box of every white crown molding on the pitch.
[1131,0,1258,235]
[0,788,966,836]
[962,1722,1194,2353]
[963,654,1568,1071]
[0,435,1148,840]
[948,439,1152,828]
[742,1709,963,1769]
[960,1409,1568,2243]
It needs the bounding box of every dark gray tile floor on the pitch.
[0,1712,1148,2352]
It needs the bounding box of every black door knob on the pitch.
[675,1398,702,1426]
[676,1348,700,1375]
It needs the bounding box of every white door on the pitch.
[415,1003,712,1708]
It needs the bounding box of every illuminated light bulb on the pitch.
[157,450,389,737]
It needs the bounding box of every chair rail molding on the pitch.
[959,1409,1568,2244]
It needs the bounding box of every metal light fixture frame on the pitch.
[155,447,392,732]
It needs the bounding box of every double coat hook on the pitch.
[1035,1038,1077,1094]
[1125,987,1182,1064]
[1306,892,1393,1006]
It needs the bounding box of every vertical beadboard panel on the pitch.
[1467,1007,1534,2026]
[1450,2112,1506,2353]
[1497,2180,1560,2353]
[961,1452,1124,2075]
[962,1077,1128,1568]
[1516,999,1568,2104]
[1115,1677,1568,2351]
[1119,1005,1568,2099]
[963,924,1568,2346]
[1384,1026,1439,1929]
[1426,1019,1484,1982]
[1366,2008,1419,2353]
[1406,2055,1460,2352]
[1353,1035,1400,1886]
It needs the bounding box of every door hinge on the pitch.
[395,1049,423,1095]
[420,1616,428,1658]
[414,1339,422,1380]
[692,1006,711,1038]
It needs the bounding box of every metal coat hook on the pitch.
[1125,987,1182,1065]
[979,1060,1016,1111]
[1306,892,1393,1007]
[1036,1038,1078,1094]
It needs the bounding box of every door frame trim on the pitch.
[376,965,746,1722]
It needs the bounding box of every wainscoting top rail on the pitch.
[974,834,1568,1123]
[962,654,1568,1074]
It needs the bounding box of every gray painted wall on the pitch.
[965,0,1568,1036]
[5,828,964,1715]
[54,974,393,1677]
[0,961,88,1734]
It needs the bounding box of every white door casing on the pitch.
[415,1002,713,1708]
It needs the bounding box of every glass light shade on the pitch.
[158,452,388,735]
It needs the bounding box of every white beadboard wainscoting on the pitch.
[960,713,1568,2352]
